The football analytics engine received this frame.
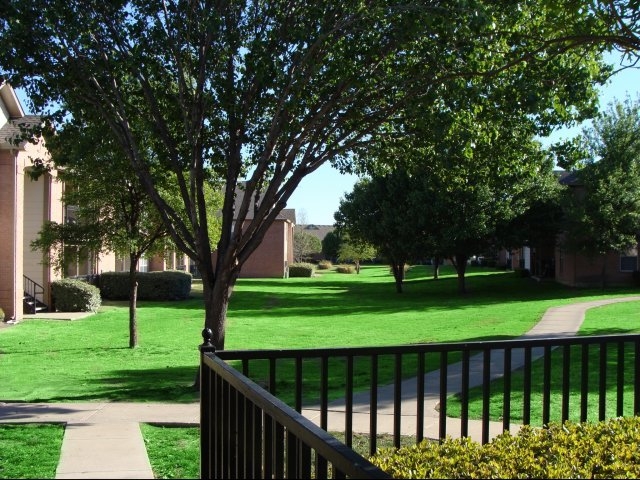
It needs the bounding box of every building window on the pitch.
[620,247,638,272]
[138,257,149,273]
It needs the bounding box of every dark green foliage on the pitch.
[99,271,192,301]
[371,417,640,479]
[321,231,341,261]
[51,278,101,312]
[288,263,316,277]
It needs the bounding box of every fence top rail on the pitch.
[202,353,391,479]
[216,333,640,360]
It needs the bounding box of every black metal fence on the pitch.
[200,347,390,479]
[201,333,640,478]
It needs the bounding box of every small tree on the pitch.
[293,231,322,263]
[337,237,376,273]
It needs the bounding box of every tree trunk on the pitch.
[391,262,405,293]
[454,253,469,294]
[193,258,236,390]
[355,260,361,274]
[128,254,138,348]
[433,256,441,280]
[601,254,607,290]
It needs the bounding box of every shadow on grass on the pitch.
[33,366,200,403]
[110,267,640,323]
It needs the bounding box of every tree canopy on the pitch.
[1,0,633,347]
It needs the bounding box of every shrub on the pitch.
[288,263,315,277]
[99,271,192,300]
[317,260,333,270]
[335,265,354,274]
[371,417,640,479]
[51,279,102,313]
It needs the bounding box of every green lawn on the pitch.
[1,265,638,403]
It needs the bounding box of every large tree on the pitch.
[561,96,640,287]
[1,0,631,348]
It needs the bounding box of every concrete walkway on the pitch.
[1,296,639,478]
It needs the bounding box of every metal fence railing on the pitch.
[202,332,640,477]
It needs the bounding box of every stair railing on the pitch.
[23,275,47,314]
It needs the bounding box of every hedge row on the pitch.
[98,271,192,300]
[371,417,640,479]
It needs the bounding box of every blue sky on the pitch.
[289,51,640,225]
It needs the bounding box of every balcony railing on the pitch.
[201,332,640,478]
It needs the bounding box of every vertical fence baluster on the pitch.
[439,351,448,441]
[295,356,303,413]
[562,345,570,423]
[599,342,607,421]
[417,352,425,442]
[215,375,224,479]
[263,414,273,480]
[523,346,532,425]
[236,393,246,479]
[229,386,238,479]
[274,423,284,479]
[617,341,624,417]
[542,345,551,426]
[581,343,589,422]
[461,349,470,438]
[320,356,329,432]
[482,349,490,444]
[345,355,354,447]
[200,361,212,480]
[285,430,297,479]
[300,443,312,479]
[252,403,262,479]
[269,358,277,396]
[369,354,378,458]
[503,347,512,434]
[394,353,402,448]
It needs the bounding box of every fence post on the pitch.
[200,328,215,479]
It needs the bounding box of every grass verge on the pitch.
[0,424,64,479]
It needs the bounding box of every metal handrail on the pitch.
[23,275,46,314]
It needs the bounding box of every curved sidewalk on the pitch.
[1,296,639,478]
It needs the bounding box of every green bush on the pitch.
[99,271,192,300]
[51,278,102,312]
[288,263,316,277]
[335,265,354,274]
[371,417,640,479]
[317,260,333,270]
